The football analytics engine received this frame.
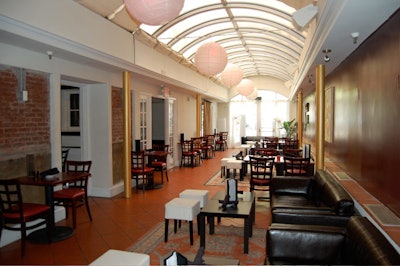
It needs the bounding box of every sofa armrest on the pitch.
[267,223,346,265]
[271,176,313,197]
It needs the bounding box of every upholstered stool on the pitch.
[226,159,243,180]
[221,157,233,178]
[240,144,251,155]
[165,198,200,245]
[179,189,209,208]
[89,249,150,266]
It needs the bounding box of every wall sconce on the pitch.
[322,49,331,62]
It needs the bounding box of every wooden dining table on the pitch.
[16,171,90,243]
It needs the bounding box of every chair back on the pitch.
[181,140,193,153]
[61,149,70,172]
[65,160,92,189]
[0,179,23,219]
[283,148,303,157]
[252,148,278,157]
[219,132,228,141]
[284,156,310,176]
[131,150,149,173]
[249,156,274,180]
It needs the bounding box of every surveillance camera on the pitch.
[323,55,330,62]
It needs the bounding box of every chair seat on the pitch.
[4,203,51,219]
[251,179,270,186]
[131,167,154,174]
[54,188,85,199]
[150,161,166,168]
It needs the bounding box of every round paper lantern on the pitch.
[220,63,243,88]
[124,0,184,26]
[246,88,258,100]
[236,79,254,97]
[194,42,228,76]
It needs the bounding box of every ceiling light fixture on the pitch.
[322,49,331,62]
[124,0,184,26]
[351,32,359,44]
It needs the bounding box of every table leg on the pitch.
[209,215,215,234]
[244,217,249,254]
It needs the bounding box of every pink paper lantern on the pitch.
[236,79,255,97]
[220,63,243,88]
[194,42,228,76]
[246,88,258,100]
[124,0,184,26]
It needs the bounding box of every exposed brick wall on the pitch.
[111,86,124,185]
[0,67,51,181]
[112,86,123,143]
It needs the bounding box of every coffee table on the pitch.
[198,191,255,254]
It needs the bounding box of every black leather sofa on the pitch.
[270,170,355,227]
[266,215,400,265]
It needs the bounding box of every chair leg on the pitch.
[85,195,93,221]
[21,222,26,257]
[165,169,169,182]
[72,204,77,229]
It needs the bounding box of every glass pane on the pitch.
[70,94,79,109]
[70,111,79,127]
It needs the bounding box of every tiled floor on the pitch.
[0,148,270,265]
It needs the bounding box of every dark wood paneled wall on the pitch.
[304,9,400,216]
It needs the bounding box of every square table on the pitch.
[198,191,255,254]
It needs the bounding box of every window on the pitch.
[61,86,80,132]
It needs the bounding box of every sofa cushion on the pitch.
[267,223,346,265]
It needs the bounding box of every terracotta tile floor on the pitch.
[0,148,270,265]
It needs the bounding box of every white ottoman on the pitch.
[240,144,251,155]
[221,157,233,178]
[179,189,209,208]
[226,159,243,180]
[89,249,150,266]
[165,198,200,245]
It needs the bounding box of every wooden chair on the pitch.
[180,140,198,167]
[0,178,52,256]
[53,160,93,229]
[284,156,310,176]
[191,138,204,164]
[131,151,154,191]
[149,144,169,183]
[249,156,274,200]
[215,132,228,151]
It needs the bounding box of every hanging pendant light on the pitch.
[236,79,255,97]
[124,0,185,26]
[246,88,258,100]
[194,42,227,76]
[220,63,243,88]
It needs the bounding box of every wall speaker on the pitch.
[292,4,318,30]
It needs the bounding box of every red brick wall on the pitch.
[112,86,123,143]
[0,68,50,179]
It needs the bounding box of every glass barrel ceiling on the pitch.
[139,0,306,82]
[76,0,309,84]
